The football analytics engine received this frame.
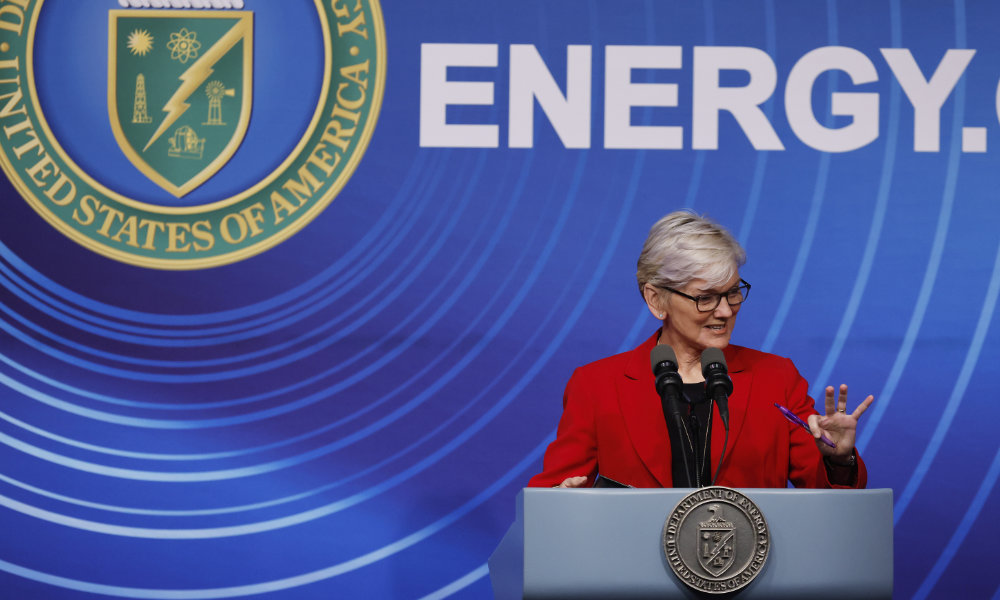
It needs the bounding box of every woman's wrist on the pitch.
[824,449,857,468]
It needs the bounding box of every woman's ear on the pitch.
[642,283,667,320]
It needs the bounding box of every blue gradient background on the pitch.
[1,0,998,598]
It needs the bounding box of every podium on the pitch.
[489,488,892,599]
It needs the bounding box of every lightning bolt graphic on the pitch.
[143,16,251,153]
[706,530,734,564]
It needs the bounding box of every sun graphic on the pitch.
[167,28,201,64]
[126,29,153,56]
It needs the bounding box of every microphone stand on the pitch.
[657,368,698,488]
[653,345,700,488]
[701,348,733,485]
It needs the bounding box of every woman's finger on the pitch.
[852,395,875,419]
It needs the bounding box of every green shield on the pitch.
[108,10,253,198]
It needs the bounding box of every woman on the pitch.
[528,211,873,489]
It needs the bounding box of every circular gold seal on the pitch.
[0,1,385,270]
[662,487,770,594]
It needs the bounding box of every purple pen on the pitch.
[773,403,837,448]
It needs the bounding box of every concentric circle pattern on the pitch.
[1,1,999,598]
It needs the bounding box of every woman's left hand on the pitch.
[807,384,874,461]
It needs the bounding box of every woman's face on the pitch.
[660,272,742,355]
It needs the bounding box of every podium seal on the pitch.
[662,487,770,594]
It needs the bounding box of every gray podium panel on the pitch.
[489,488,893,599]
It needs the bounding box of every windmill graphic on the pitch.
[204,80,235,125]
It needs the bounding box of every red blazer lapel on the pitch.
[616,337,753,488]
[712,345,750,478]
[618,333,672,487]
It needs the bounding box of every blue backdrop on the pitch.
[1,0,998,598]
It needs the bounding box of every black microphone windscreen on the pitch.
[651,344,678,372]
[701,347,732,430]
[701,347,727,374]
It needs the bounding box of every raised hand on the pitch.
[807,384,874,461]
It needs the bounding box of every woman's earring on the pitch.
[658,313,665,319]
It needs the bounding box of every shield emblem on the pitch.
[108,10,253,198]
[697,505,736,577]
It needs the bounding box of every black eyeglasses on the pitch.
[657,279,751,312]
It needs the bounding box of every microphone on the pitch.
[651,345,683,410]
[701,347,733,486]
[651,345,695,487]
[701,347,733,430]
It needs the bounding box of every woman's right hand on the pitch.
[557,476,588,488]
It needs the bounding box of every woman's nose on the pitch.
[714,298,734,317]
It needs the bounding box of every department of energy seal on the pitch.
[0,0,385,269]
[662,487,770,594]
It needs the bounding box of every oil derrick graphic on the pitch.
[204,81,235,125]
[132,74,152,124]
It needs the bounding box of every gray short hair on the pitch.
[636,210,746,295]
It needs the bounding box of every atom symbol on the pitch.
[167,28,201,64]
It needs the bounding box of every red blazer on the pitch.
[528,333,867,489]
